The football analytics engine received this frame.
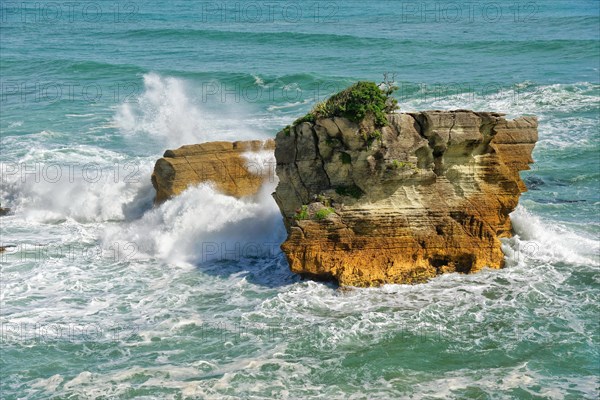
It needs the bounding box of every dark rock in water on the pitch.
[524,175,545,190]
[0,245,16,253]
[534,198,586,204]
[0,207,10,216]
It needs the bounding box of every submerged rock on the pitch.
[152,139,275,203]
[274,110,538,286]
[524,175,545,190]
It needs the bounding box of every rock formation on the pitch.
[0,206,9,253]
[152,139,275,203]
[273,110,538,286]
[148,82,537,287]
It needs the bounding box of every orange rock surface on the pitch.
[152,139,275,203]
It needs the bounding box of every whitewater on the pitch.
[1,1,598,398]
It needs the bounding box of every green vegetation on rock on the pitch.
[391,160,417,171]
[294,205,309,220]
[281,78,399,137]
[312,81,396,127]
[293,113,316,125]
[365,129,382,148]
[317,194,332,207]
[315,207,336,220]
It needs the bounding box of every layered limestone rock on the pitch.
[152,139,275,203]
[274,110,538,286]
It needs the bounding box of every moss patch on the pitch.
[294,205,309,220]
[315,207,336,220]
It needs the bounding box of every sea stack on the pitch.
[152,139,275,203]
[273,106,537,286]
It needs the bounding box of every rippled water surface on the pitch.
[1,1,599,398]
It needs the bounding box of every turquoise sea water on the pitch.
[1,1,599,398]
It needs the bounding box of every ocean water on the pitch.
[1,0,599,398]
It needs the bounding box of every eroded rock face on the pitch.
[274,110,538,286]
[152,139,275,203]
